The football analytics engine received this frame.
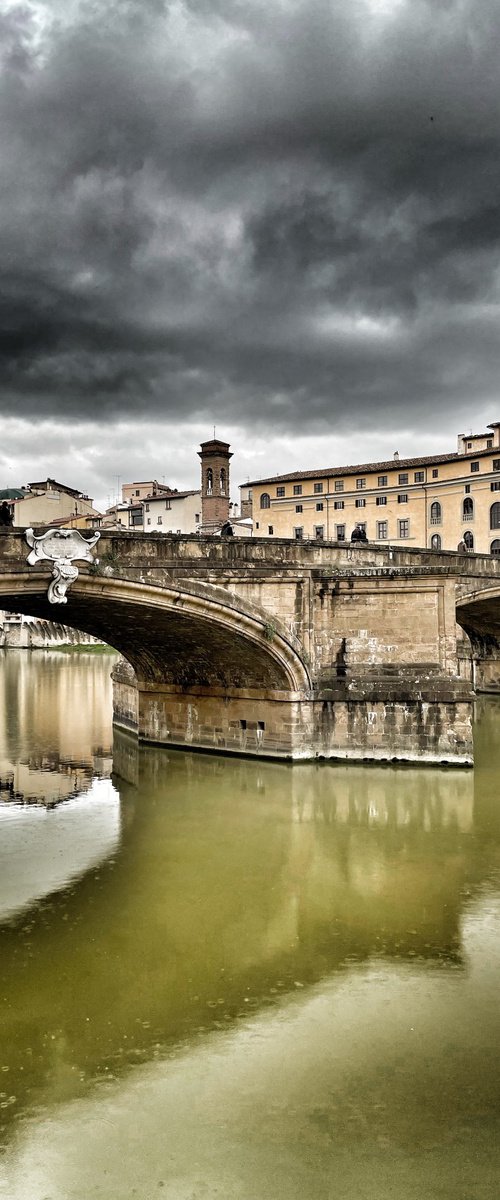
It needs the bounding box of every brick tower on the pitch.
[198,438,232,530]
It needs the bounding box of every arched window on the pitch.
[491,540,500,557]
[463,530,474,549]
[490,502,500,529]
[260,493,270,509]
[462,497,474,520]
[206,468,213,495]
[219,467,226,495]
[430,501,442,525]
[430,533,441,550]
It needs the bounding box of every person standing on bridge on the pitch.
[351,524,368,544]
[0,502,13,528]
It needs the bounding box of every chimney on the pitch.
[393,451,399,460]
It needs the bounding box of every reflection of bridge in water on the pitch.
[3,529,500,763]
[2,724,500,1140]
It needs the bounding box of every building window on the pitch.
[147,518,151,526]
[314,482,323,494]
[157,516,162,525]
[491,540,500,556]
[431,533,441,550]
[432,469,439,478]
[334,500,344,510]
[464,484,471,494]
[316,502,324,511]
[195,513,200,523]
[336,524,346,540]
[315,526,324,539]
[206,468,213,494]
[493,460,500,472]
[487,439,493,448]
[295,504,303,513]
[260,493,271,509]
[334,480,344,492]
[377,521,388,539]
[490,503,500,529]
[430,501,442,525]
[294,527,303,540]
[255,522,259,529]
[376,496,387,506]
[356,478,366,490]
[467,442,472,449]
[378,475,387,487]
[491,482,500,492]
[398,519,409,539]
[464,531,474,549]
[414,471,424,483]
[220,467,226,495]
[165,499,171,509]
[293,484,302,496]
[463,497,474,521]
[276,486,285,497]
[398,473,408,485]
[135,489,140,496]
[398,494,408,504]
[268,525,274,535]
[355,497,366,508]
[470,461,480,472]
[145,503,150,512]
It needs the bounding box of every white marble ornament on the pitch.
[25,527,100,604]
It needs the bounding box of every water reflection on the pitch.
[0,781,120,922]
[1,657,500,1199]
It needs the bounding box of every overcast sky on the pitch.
[0,0,499,509]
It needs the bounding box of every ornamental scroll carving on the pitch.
[25,527,100,604]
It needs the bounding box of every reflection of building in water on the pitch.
[0,754,112,806]
[0,652,115,806]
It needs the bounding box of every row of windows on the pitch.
[291,520,411,541]
[431,500,500,529]
[263,495,500,529]
[266,522,500,553]
[264,460,500,506]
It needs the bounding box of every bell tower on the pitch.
[198,438,233,530]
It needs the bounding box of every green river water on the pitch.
[1,649,500,1199]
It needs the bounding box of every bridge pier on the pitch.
[112,660,474,765]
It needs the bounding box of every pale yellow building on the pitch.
[242,422,500,554]
[10,479,98,528]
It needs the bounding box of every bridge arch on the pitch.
[0,571,311,695]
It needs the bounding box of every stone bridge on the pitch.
[2,529,500,766]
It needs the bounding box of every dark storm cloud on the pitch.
[1,0,500,438]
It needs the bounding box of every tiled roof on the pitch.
[143,489,200,501]
[244,448,499,488]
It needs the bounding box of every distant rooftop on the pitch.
[244,447,499,488]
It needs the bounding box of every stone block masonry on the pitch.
[3,529,500,765]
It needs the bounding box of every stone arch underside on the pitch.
[456,587,500,653]
[0,574,310,694]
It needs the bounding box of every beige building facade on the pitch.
[10,479,97,528]
[143,490,201,533]
[243,422,500,554]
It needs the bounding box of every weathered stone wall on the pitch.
[2,529,499,765]
[113,681,473,766]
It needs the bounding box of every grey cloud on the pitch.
[0,0,499,449]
